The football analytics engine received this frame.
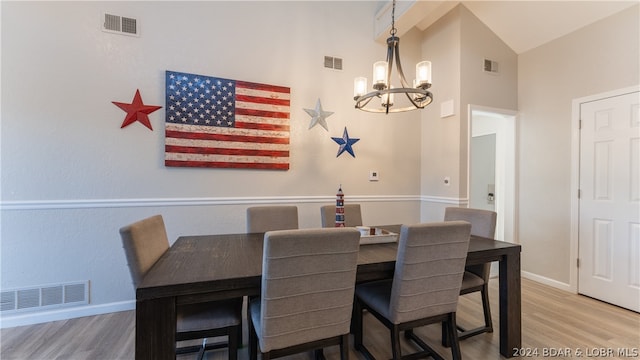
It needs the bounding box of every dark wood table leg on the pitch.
[499,251,522,358]
[136,297,176,360]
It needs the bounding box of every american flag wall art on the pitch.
[165,70,290,170]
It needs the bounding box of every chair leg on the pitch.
[448,313,462,360]
[195,339,206,360]
[248,314,258,360]
[228,325,239,360]
[314,349,326,360]
[456,289,494,341]
[239,297,245,346]
[353,299,364,348]
[405,326,443,360]
[481,286,493,333]
[340,334,349,360]
[390,325,402,360]
[353,300,376,360]
[441,320,450,347]
[404,328,413,339]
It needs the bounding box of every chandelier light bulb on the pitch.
[373,61,388,89]
[416,61,432,87]
[354,77,368,98]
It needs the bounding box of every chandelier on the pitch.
[353,0,433,114]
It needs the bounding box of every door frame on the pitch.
[570,85,640,294]
[467,104,518,246]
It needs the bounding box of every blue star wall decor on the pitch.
[332,127,360,158]
[304,98,333,131]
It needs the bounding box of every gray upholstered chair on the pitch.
[320,204,363,228]
[247,205,299,233]
[248,228,361,360]
[120,215,242,360]
[353,221,472,360]
[444,207,497,340]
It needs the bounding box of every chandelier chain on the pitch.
[390,0,397,36]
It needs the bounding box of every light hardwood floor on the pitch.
[1,278,638,360]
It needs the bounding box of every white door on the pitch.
[470,134,496,212]
[578,91,640,312]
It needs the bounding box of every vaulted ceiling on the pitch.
[377,1,638,54]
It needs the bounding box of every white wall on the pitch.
[417,3,639,290]
[419,5,518,221]
[0,1,424,326]
[518,5,639,286]
[3,0,637,327]
[419,7,463,222]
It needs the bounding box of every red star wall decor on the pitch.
[112,89,162,130]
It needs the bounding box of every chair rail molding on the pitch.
[420,195,468,205]
[0,195,423,211]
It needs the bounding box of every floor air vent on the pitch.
[103,13,139,37]
[0,281,89,314]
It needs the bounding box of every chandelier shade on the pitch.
[353,0,433,114]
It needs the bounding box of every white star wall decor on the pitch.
[304,98,333,131]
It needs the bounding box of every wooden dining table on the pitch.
[135,225,521,359]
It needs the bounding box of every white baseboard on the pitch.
[522,271,574,293]
[0,301,135,329]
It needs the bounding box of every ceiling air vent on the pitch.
[483,58,499,74]
[103,13,139,37]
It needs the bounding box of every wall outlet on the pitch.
[369,170,379,181]
[444,176,451,186]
